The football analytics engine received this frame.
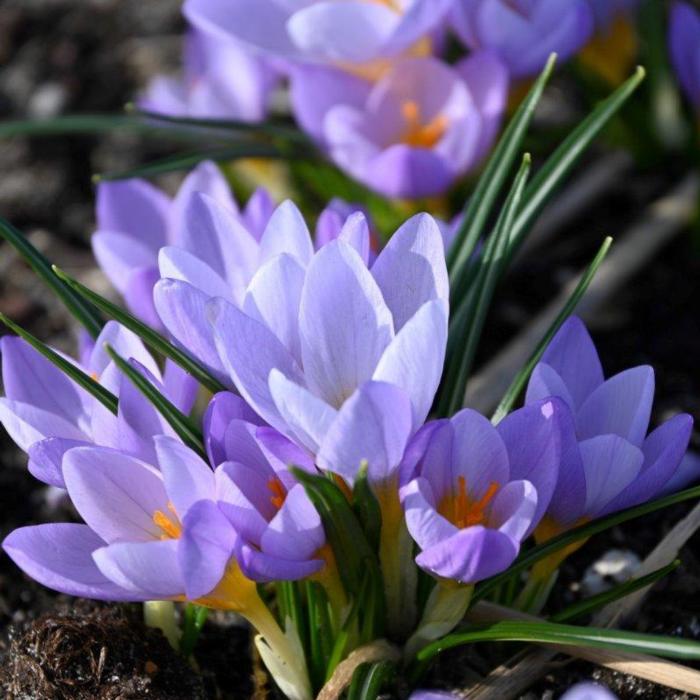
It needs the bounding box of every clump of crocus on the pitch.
[140,26,278,121]
[669,1,700,114]
[450,0,594,78]
[0,321,195,488]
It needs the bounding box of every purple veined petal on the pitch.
[242,187,275,241]
[236,540,324,583]
[299,240,394,408]
[95,179,171,252]
[579,434,644,517]
[88,321,161,380]
[77,329,95,367]
[287,2,399,64]
[0,398,87,452]
[93,539,184,599]
[268,370,337,454]
[315,208,345,250]
[260,484,325,561]
[122,266,163,330]
[487,479,537,543]
[398,420,449,487]
[162,360,198,415]
[155,436,216,519]
[208,297,304,431]
[448,409,510,503]
[525,362,577,414]
[258,200,314,268]
[669,2,700,109]
[3,524,134,601]
[385,0,456,53]
[254,426,316,488]
[496,399,563,533]
[372,212,448,332]
[28,437,93,488]
[560,681,618,700]
[337,211,371,266]
[154,279,230,383]
[408,692,456,700]
[373,299,448,429]
[658,449,700,498]
[317,381,413,485]
[63,446,169,544]
[216,461,275,542]
[415,525,520,584]
[180,192,258,300]
[577,366,655,447]
[242,253,306,363]
[538,316,604,410]
[138,74,188,116]
[179,499,238,600]
[432,112,483,174]
[1,336,90,429]
[599,413,694,516]
[401,476,457,551]
[323,103,381,177]
[158,246,234,302]
[92,233,158,296]
[203,392,263,467]
[223,420,279,476]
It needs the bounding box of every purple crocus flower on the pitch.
[140,27,278,122]
[450,0,594,78]
[400,400,562,584]
[0,322,196,488]
[408,692,456,700]
[526,317,695,545]
[561,682,618,700]
[587,0,638,30]
[669,2,700,111]
[184,0,455,67]
[92,160,273,329]
[308,54,508,198]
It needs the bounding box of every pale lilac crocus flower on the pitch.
[92,160,273,328]
[669,2,700,113]
[451,0,594,78]
[0,321,196,488]
[561,682,618,700]
[140,27,278,122]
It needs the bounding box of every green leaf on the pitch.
[306,581,334,693]
[438,153,531,417]
[447,54,556,292]
[490,235,613,424]
[0,217,103,338]
[52,266,226,395]
[104,343,206,458]
[551,560,680,624]
[0,312,117,414]
[508,67,645,256]
[357,660,396,700]
[347,663,372,700]
[180,604,209,657]
[474,484,700,603]
[417,619,700,663]
[352,462,383,552]
[278,581,308,660]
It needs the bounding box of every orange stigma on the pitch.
[400,100,448,149]
[267,477,287,510]
[89,371,99,381]
[153,502,181,540]
[440,476,499,529]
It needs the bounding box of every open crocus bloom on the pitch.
[184,0,454,67]
[561,682,618,700]
[526,316,695,540]
[140,27,278,122]
[669,2,700,112]
[93,160,274,328]
[451,0,594,78]
[318,54,507,198]
[400,400,562,584]
[205,209,448,486]
[0,321,196,488]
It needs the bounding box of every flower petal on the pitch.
[203,391,262,467]
[401,476,457,551]
[258,200,314,268]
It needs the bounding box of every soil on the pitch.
[1,1,699,699]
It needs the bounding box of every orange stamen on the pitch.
[153,501,181,540]
[89,371,99,381]
[439,476,499,529]
[267,477,287,510]
[400,100,448,149]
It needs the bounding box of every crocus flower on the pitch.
[669,2,700,112]
[0,321,196,488]
[184,0,454,67]
[92,160,273,328]
[307,54,508,198]
[526,317,694,551]
[561,682,618,700]
[140,26,278,121]
[408,692,456,700]
[400,400,562,584]
[450,0,594,78]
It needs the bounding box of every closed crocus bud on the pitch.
[451,0,594,78]
[669,2,700,112]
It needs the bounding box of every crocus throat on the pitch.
[400,101,448,149]
[153,502,181,540]
[267,477,287,510]
[439,476,499,529]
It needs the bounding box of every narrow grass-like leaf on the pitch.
[491,235,613,424]
[0,313,117,414]
[306,581,334,693]
[0,217,103,338]
[104,343,206,458]
[417,619,700,663]
[352,462,382,552]
[180,604,209,657]
[439,154,531,417]
[52,266,226,394]
[474,484,700,603]
[551,560,680,624]
[447,54,556,291]
[278,581,308,660]
[347,663,371,700]
[358,660,396,700]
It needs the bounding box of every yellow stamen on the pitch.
[439,476,499,529]
[401,100,448,149]
[267,477,287,510]
[152,502,181,540]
